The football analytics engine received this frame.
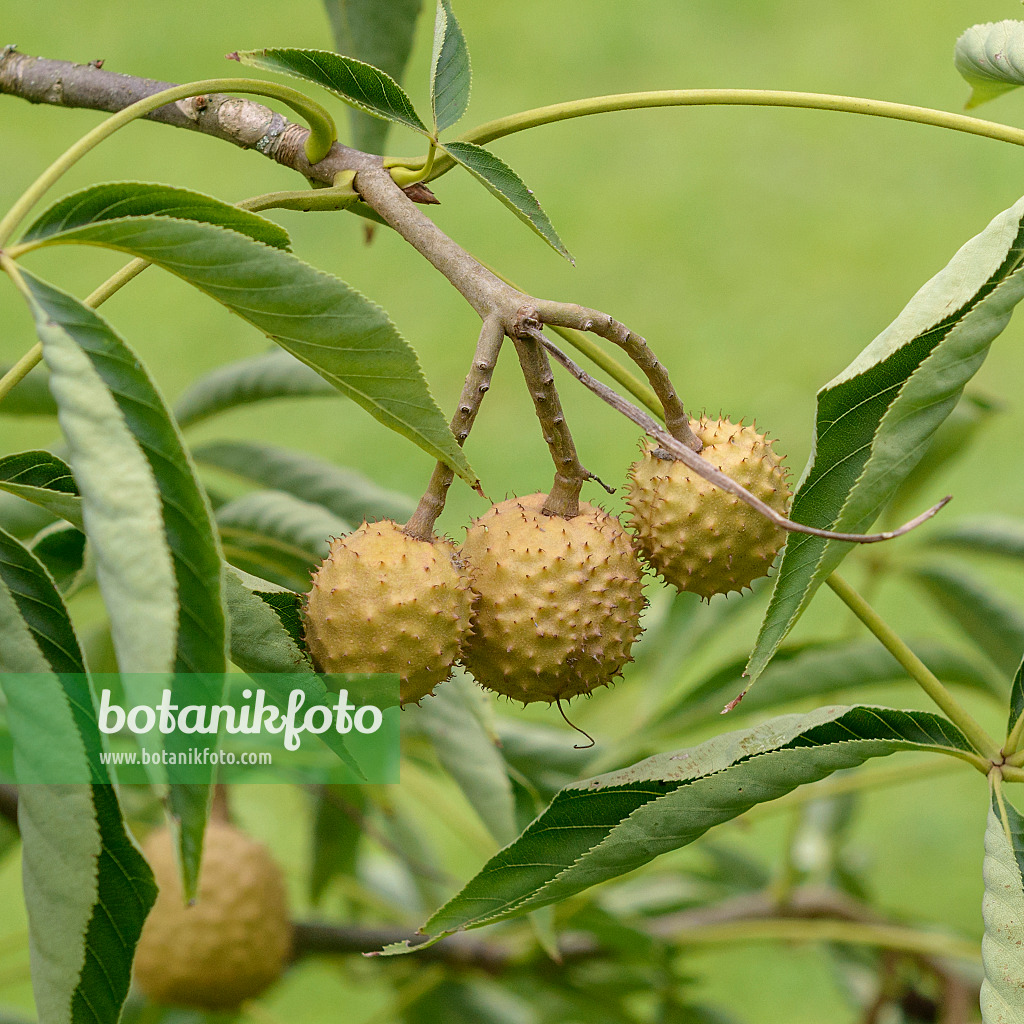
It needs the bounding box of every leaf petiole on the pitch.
[827,572,1001,764]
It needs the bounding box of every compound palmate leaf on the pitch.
[747,194,1024,686]
[236,47,430,136]
[955,20,1024,109]
[19,212,476,486]
[981,793,1024,1021]
[0,527,156,1024]
[407,705,973,942]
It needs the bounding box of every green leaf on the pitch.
[322,0,423,153]
[415,671,517,844]
[911,563,1024,679]
[224,567,312,674]
[747,194,1024,687]
[21,181,291,249]
[981,792,1024,1020]
[0,451,82,529]
[442,141,572,261]
[193,440,415,524]
[235,48,430,137]
[955,21,1024,109]
[25,215,476,486]
[430,0,471,133]
[0,361,57,416]
[926,516,1024,562]
[174,350,341,429]
[18,270,226,676]
[29,521,87,595]
[418,705,972,938]
[651,638,1005,737]
[882,392,998,525]
[0,528,156,1024]
[16,270,227,900]
[217,489,347,590]
[1008,656,1024,741]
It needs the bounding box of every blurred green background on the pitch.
[2,0,1024,1020]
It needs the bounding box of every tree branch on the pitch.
[0,48,373,188]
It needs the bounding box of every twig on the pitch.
[509,317,591,518]
[536,332,951,545]
[404,316,504,540]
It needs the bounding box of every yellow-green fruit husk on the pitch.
[132,822,292,1010]
[626,417,792,599]
[461,493,646,703]
[302,519,473,705]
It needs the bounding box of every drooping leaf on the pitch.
[22,215,476,485]
[926,516,1024,562]
[412,705,973,940]
[650,637,1004,738]
[229,566,306,650]
[415,671,517,844]
[235,48,430,137]
[173,349,341,429]
[193,440,415,524]
[29,521,88,595]
[442,141,572,261]
[322,0,423,153]
[911,563,1024,679]
[0,361,57,416]
[217,489,347,590]
[0,527,156,1024]
[17,271,225,675]
[16,269,227,898]
[497,718,599,801]
[430,0,471,133]
[21,181,291,249]
[747,195,1024,687]
[955,21,1024,109]
[0,451,82,528]
[981,792,1024,1021]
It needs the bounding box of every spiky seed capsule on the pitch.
[302,519,473,705]
[626,416,792,599]
[460,493,646,704]
[132,822,292,1010]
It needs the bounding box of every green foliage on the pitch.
[430,0,471,133]
[322,0,423,153]
[441,141,571,260]
[236,48,431,136]
[981,793,1024,1020]
[956,20,1024,109]
[410,706,972,943]
[0,451,82,528]
[747,195,1024,687]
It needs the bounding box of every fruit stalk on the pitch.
[404,315,504,540]
[510,322,590,519]
[537,334,949,544]
[532,301,701,451]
